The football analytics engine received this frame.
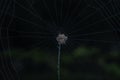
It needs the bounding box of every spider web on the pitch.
[0,0,120,80]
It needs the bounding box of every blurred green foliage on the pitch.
[1,46,120,80]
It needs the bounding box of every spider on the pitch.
[56,33,68,45]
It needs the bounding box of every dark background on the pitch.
[0,0,120,80]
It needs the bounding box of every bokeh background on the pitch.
[0,0,120,80]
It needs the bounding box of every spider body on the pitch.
[56,33,68,45]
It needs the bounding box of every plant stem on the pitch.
[57,44,61,80]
